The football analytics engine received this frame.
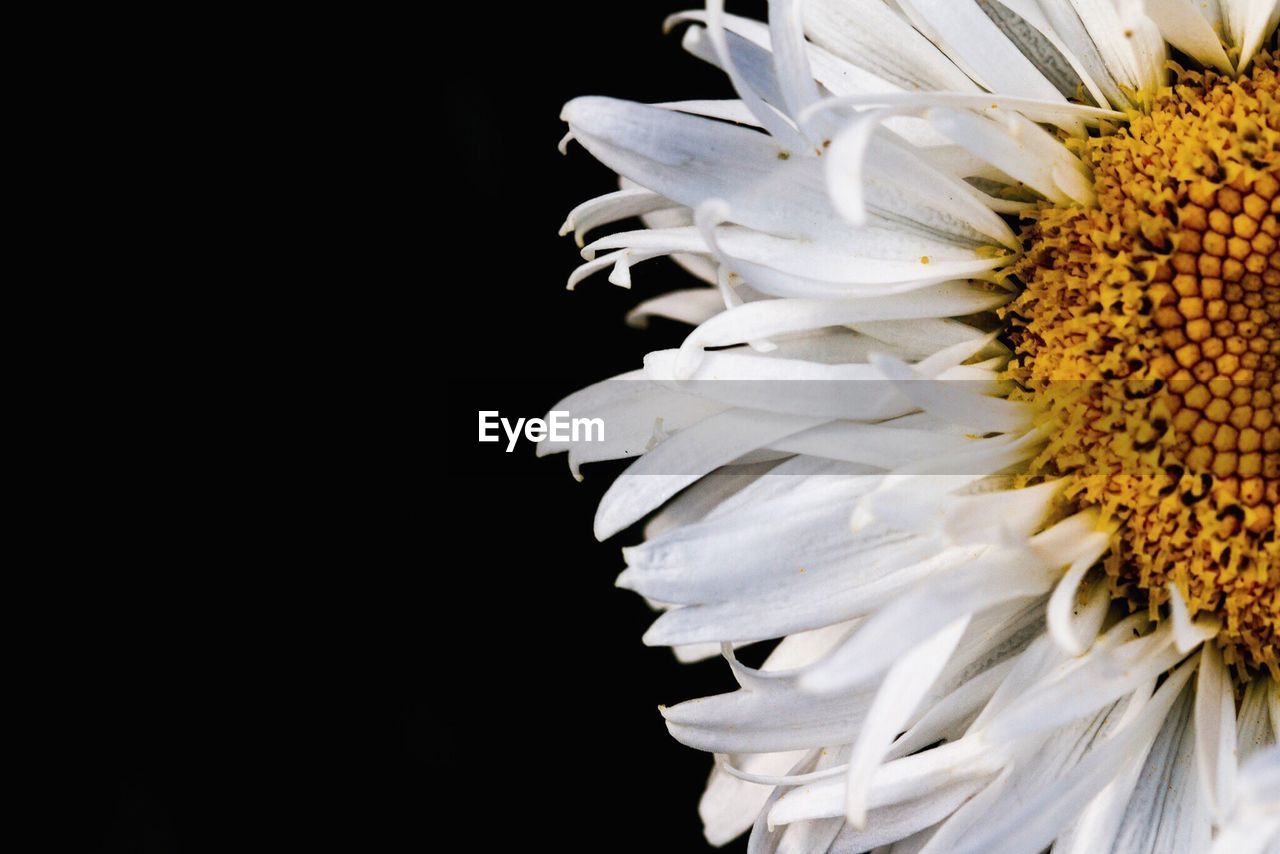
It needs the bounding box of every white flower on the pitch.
[544,2,1280,851]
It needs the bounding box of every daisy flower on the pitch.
[545,1,1279,851]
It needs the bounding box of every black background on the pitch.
[439,1,767,849]
[60,1,767,851]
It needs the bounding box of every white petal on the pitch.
[934,658,1198,854]
[768,0,822,125]
[888,660,1016,759]
[674,281,1009,375]
[642,458,779,539]
[704,454,877,519]
[983,0,1113,106]
[636,196,719,283]
[803,513,1102,694]
[844,617,972,827]
[560,187,674,247]
[895,0,1076,107]
[1053,718,1150,854]
[770,741,992,825]
[927,108,1090,205]
[701,751,806,847]
[981,620,1197,743]
[1111,687,1212,854]
[1227,0,1280,72]
[1194,640,1238,816]
[594,408,825,539]
[656,97,763,126]
[802,0,979,92]
[1129,0,1234,72]
[830,780,989,851]
[626,288,724,329]
[824,125,1025,244]
[678,24,786,117]
[644,349,919,421]
[562,97,830,240]
[584,225,1002,292]
[619,475,898,605]
[1047,557,1112,655]
[1068,0,1168,100]
[868,351,1034,434]
[1168,582,1221,653]
[645,543,983,647]
[662,671,872,754]
[747,747,849,854]
[1238,676,1278,759]
[769,421,975,469]
[701,0,809,149]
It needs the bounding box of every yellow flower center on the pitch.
[1006,55,1279,677]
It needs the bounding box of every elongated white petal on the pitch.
[982,620,1207,742]
[702,0,809,149]
[663,676,874,754]
[802,0,979,92]
[1054,716,1152,854]
[1129,0,1235,72]
[1169,582,1221,653]
[626,288,724,329]
[768,0,821,125]
[804,512,1104,693]
[748,747,849,854]
[844,617,971,828]
[895,0,1076,109]
[984,0,1113,106]
[1237,676,1278,759]
[644,350,920,421]
[594,408,825,539]
[1195,641,1238,816]
[888,660,1016,759]
[807,91,1124,129]
[933,658,1198,854]
[619,476,896,605]
[674,282,1008,376]
[922,696,1129,853]
[675,13,908,107]
[927,108,1089,205]
[560,187,674,247]
[868,351,1034,434]
[824,125,1025,244]
[584,225,1002,291]
[1231,0,1280,72]
[701,750,806,846]
[539,370,654,456]
[853,318,1002,361]
[643,460,778,540]
[1033,0,1137,108]
[768,421,975,469]
[770,739,998,825]
[865,476,1063,545]
[1068,0,1168,101]
[1047,557,1110,655]
[562,97,834,241]
[1215,744,1280,854]
[656,97,762,126]
[830,780,990,851]
[645,543,983,647]
[679,24,787,122]
[1111,687,1212,854]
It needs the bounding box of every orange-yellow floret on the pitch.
[1005,56,1279,677]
